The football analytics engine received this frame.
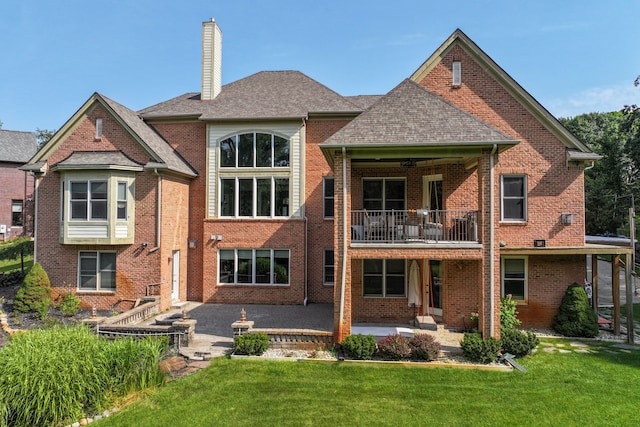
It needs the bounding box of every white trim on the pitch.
[500,174,527,222]
[500,256,528,302]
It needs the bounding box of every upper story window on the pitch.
[70,180,108,220]
[501,175,527,221]
[220,133,290,168]
[363,178,405,211]
[323,177,334,219]
[95,118,103,139]
[220,177,289,217]
[452,61,461,86]
[11,200,23,227]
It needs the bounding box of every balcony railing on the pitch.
[351,209,478,244]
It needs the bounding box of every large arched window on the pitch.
[220,133,289,168]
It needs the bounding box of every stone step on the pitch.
[415,315,437,331]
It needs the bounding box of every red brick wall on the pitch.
[305,119,352,303]
[34,106,170,311]
[0,162,34,240]
[147,121,206,302]
[417,44,586,247]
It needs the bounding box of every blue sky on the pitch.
[1,0,638,132]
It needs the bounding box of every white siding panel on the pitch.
[68,225,108,238]
[115,225,128,238]
[207,122,303,218]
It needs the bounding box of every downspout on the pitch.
[32,173,40,263]
[338,147,347,333]
[489,144,497,337]
[304,215,308,306]
[149,170,161,253]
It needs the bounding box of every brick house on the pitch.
[23,21,630,338]
[0,129,37,240]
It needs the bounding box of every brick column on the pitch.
[333,150,352,342]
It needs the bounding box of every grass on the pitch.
[97,338,640,427]
[0,257,32,273]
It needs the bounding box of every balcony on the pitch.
[351,209,478,244]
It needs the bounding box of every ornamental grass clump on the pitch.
[376,334,411,361]
[552,283,599,338]
[0,326,169,427]
[341,333,377,360]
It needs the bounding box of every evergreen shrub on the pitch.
[233,333,270,356]
[13,263,51,318]
[500,328,540,357]
[552,283,599,337]
[341,334,377,360]
[460,333,501,363]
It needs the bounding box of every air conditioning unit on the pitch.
[0,225,6,234]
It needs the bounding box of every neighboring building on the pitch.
[22,21,631,338]
[0,129,37,241]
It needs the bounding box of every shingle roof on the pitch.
[99,94,197,177]
[51,151,144,170]
[139,71,362,120]
[321,79,518,147]
[345,95,384,110]
[0,130,37,163]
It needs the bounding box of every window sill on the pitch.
[77,291,116,295]
[499,221,528,226]
[217,283,290,287]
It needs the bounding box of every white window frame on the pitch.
[218,249,290,286]
[219,177,290,218]
[70,180,108,221]
[362,259,406,298]
[95,118,103,139]
[501,256,528,302]
[323,249,334,285]
[11,199,23,227]
[452,61,461,86]
[116,181,128,220]
[78,251,116,292]
[500,175,527,222]
[323,177,334,219]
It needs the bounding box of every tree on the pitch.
[36,128,56,148]
[561,112,629,235]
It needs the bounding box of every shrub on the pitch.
[552,283,599,338]
[409,333,441,361]
[500,295,521,331]
[341,334,377,360]
[0,326,168,427]
[376,334,411,361]
[233,333,270,356]
[13,263,51,315]
[460,333,501,363]
[57,292,81,317]
[500,328,539,357]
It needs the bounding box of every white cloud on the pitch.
[547,83,639,118]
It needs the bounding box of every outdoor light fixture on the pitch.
[561,213,573,225]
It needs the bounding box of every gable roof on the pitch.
[140,71,362,121]
[410,29,600,161]
[321,79,518,148]
[0,130,37,163]
[27,93,196,177]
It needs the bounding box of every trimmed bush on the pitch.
[13,263,51,319]
[57,292,81,317]
[460,333,501,363]
[233,333,270,356]
[376,334,411,361]
[409,333,441,361]
[552,283,599,338]
[341,334,377,360]
[500,328,539,357]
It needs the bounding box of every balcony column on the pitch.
[478,147,500,338]
[333,150,352,342]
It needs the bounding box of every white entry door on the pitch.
[172,250,180,301]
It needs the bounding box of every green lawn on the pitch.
[97,339,640,427]
[0,257,32,273]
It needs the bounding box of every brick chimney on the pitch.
[202,18,222,101]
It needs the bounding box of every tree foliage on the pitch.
[561,112,635,235]
[36,128,56,148]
